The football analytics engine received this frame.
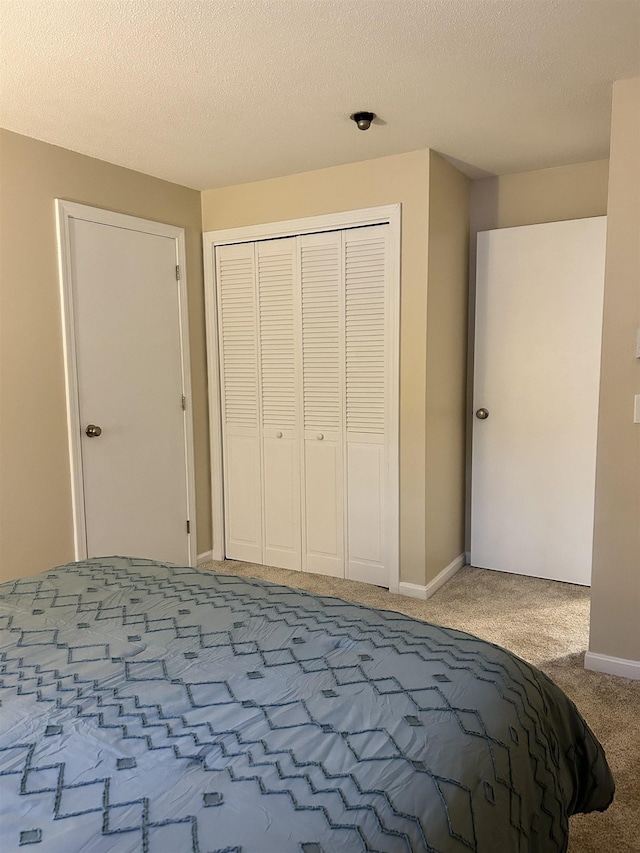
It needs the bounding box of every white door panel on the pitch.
[62,211,192,566]
[216,243,262,563]
[224,432,262,562]
[346,439,386,586]
[304,434,343,577]
[299,232,344,577]
[471,217,606,585]
[263,430,301,570]
[257,239,301,570]
[263,432,301,570]
[343,227,388,586]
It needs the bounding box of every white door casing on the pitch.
[204,205,400,591]
[56,201,197,567]
[471,216,607,585]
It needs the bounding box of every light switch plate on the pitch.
[635,395,640,424]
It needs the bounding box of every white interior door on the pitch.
[58,203,195,566]
[471,217,606,585]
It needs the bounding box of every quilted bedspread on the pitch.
[0,557,613,852]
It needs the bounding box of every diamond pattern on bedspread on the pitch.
[0,557,613,852]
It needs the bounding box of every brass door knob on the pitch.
[85,424,102,437]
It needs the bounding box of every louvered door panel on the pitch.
[258,240,297,430]
[218,247,259,429]
[344,226,388,583]
[301,232,342,432]
[257,239,301,570]
[216,243,262,562]
[300,232,344,576]
[345,227,386,434]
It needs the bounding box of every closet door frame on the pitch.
[204,204,401,592]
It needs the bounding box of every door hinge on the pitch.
[176,264,181,281]
[181,395,187,410]
[186,520,191,534]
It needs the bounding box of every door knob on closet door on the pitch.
[475,408,489,420]
[85,424,102,437]
[276,431,283,438]
[316,433,324,440]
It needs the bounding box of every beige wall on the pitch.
[470,159,609,234]
[465,159,610,548]
[0,130,210,581]
[590,77,640,663]
[425,152,469,582]
[202,150,439,585]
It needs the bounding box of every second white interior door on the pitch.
[471,217,607,585]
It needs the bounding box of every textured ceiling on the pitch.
[1,0,639,189]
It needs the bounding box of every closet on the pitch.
[211,218,397,587]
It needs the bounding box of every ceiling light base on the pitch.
[350,111,376,131]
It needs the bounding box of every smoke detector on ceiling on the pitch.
[350,111,376,131]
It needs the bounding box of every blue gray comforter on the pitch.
[0,558,613,852]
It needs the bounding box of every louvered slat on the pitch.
[345,234,386,434]
[301,237,341,431]
[218,249,258,429]
[257,243,296,429]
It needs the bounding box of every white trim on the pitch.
[176,226,198,568]
[398,553,466,600]
[584,652,640,680]
[203,231,226,561]
[56,201,87,560]
[206,205,401,247]
[197,550,214,566]
[204,205,401,591]
[385,209,401,595]
[397,582,431,600]
[55,200,198,567]
[56,201,187,238]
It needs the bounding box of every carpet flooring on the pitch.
[201,559,640,852]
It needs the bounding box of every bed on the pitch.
[0,557,613,852]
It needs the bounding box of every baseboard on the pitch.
[584,652,640,680]
[398,553,466,601]
[196,550,213,566]
[398,581,430,600]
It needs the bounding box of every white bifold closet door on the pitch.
[300,228,388,583]
[216,225,391,586]
[216,238,300,568]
